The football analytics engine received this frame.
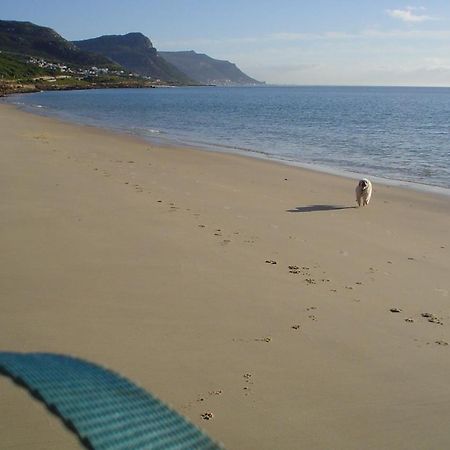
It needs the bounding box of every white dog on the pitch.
[355,178,372,206]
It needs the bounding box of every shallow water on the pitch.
[6,85,450,191]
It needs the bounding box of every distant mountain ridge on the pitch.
[160,50,263,86]
[0,20,263,86]
[73,33,195,84]
[0,20,116,68]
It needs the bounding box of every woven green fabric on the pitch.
[0,352,223,450]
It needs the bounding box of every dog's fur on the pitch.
[355,178,372,206]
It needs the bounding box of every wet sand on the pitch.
[1,103,449,450]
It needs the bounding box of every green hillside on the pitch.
[0,20,118,68]
[0,52,50,78]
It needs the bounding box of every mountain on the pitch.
[0,20,263,86]
[0,20,117,68]
[159,50,263,86]
[73,33,195,84]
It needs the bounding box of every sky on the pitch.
[3,0,450,86]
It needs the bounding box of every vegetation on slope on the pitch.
[0,20,118,68]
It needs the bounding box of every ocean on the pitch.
[5,85,450,192]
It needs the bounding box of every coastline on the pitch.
[181,140,450,198]
[1,102,450,450]
[5,89,450,197]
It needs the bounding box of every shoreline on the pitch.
[5,95,450,198]
[175,138,450,198]
[1,102,450,450]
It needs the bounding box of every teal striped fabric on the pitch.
[0,352,223,450]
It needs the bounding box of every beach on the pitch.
[1,102,449,449]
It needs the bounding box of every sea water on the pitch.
[6,86,450,192]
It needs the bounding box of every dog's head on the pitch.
[359,179,369,190]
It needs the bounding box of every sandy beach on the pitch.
[1,102,449,450]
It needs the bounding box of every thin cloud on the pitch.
[257,62,321,72]
[158,26,450,51]
[386,6,435,23]
[363,29,450,39]
[269,32,315,41]
[269,29,450,42]
[269,31,357,41]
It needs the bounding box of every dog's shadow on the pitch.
[287,204,358,213]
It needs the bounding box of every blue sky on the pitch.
[3,0,450,86]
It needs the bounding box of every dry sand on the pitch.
[1,102,449,450]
